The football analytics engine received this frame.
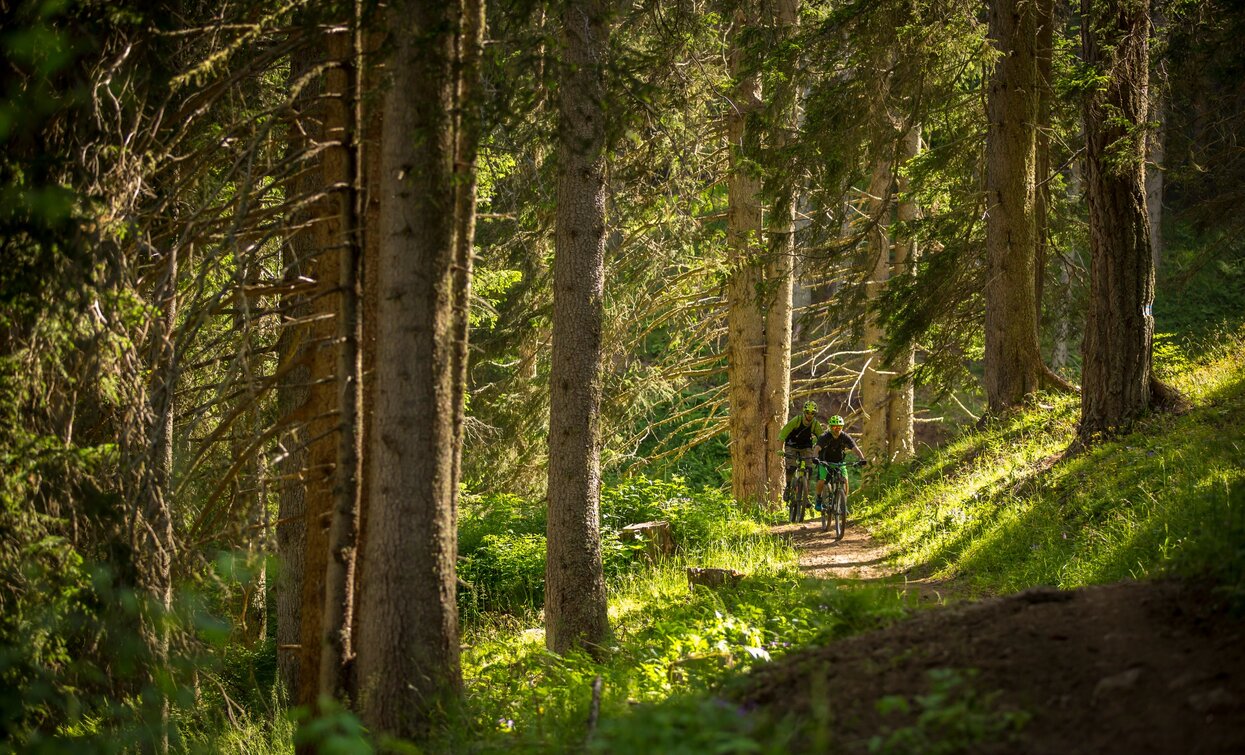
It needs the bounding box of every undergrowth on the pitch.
[442,478,912,752]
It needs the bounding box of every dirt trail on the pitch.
[772,515,958,604]
[757,516,1245,753]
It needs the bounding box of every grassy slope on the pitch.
[858,325,1245,600]
[440,327,1245,752]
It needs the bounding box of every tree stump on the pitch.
[686,567,745,592]
[621,520,675,562]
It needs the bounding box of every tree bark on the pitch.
[320,8,363,703]
[451,0,485,511]
[138,215,178,755]
[763,0,799,503]
[1034,0,1055,325]
[295,16,347,713]
[984,0,1047,412]
[1146,5,1168,271]
[887,125,920,462]
[727,2,767,506]
[350,24,384,694]
[275,30,322,702]
[356,0,469,735]
[860,154,892,459]
[1079,0,1174,438]
[545,0,611,658]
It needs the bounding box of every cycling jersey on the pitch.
[779,416,823,449]
[817,429,862,463]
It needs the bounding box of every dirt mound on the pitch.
[734,579,1245,753]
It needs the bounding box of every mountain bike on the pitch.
[782,449,817,523]
[817,460,864,540]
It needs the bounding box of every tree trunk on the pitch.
[1146,103,1165,271]
[545,0,611,658]
[1079,0,1171,438]
[451,0,485,513]
[320,10,363,703]
[138,222,178,755]
[356,0,470,735]
[1054,153,1083,372]
[1146,5,1168,271]
[860,155,892,459]
[984,0,1045,412]
[887,126,920,462]
[275,33,321,702]
[727,3,767,506]
[234,281,267,648]
[763,0,799,503]
[1034,0,1055,325]
[295,16,349,713]
[350,24,384,693]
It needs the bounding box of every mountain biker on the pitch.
[815,415,866,505]
[778,401,824,504]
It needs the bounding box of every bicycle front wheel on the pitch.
[833,488,847,540]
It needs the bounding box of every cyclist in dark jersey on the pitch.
[815,414,866,502]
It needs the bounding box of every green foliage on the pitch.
[868,668,1030,755]
[460,532,549,618]
[457,479,764,619]
[456,568,909,753]
[1153,227,1245,366]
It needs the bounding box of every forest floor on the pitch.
[753,518,1245,753]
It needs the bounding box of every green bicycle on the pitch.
[817,460,864,540]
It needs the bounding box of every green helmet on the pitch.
[827,415,845,426]
[803,401,818,414]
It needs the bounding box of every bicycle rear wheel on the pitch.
[833,487,847,540]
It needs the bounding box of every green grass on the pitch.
[446,488,913,753]
[857,324,1245,600]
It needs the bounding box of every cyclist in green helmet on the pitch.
[778,401,824,509]
[779,400,824,452]
[815,414,866,501]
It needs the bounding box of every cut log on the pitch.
[621,520,675,562]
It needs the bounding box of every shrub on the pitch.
[458,532,548,618]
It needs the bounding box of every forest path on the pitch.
[756,521,1245,754]
[771,515,962,605]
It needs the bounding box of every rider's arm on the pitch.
[846,433,865,460]
[777,416,801,444]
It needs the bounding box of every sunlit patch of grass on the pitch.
[183,707,299,754]
[857,327,1245,599]
[452,519,912,752]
